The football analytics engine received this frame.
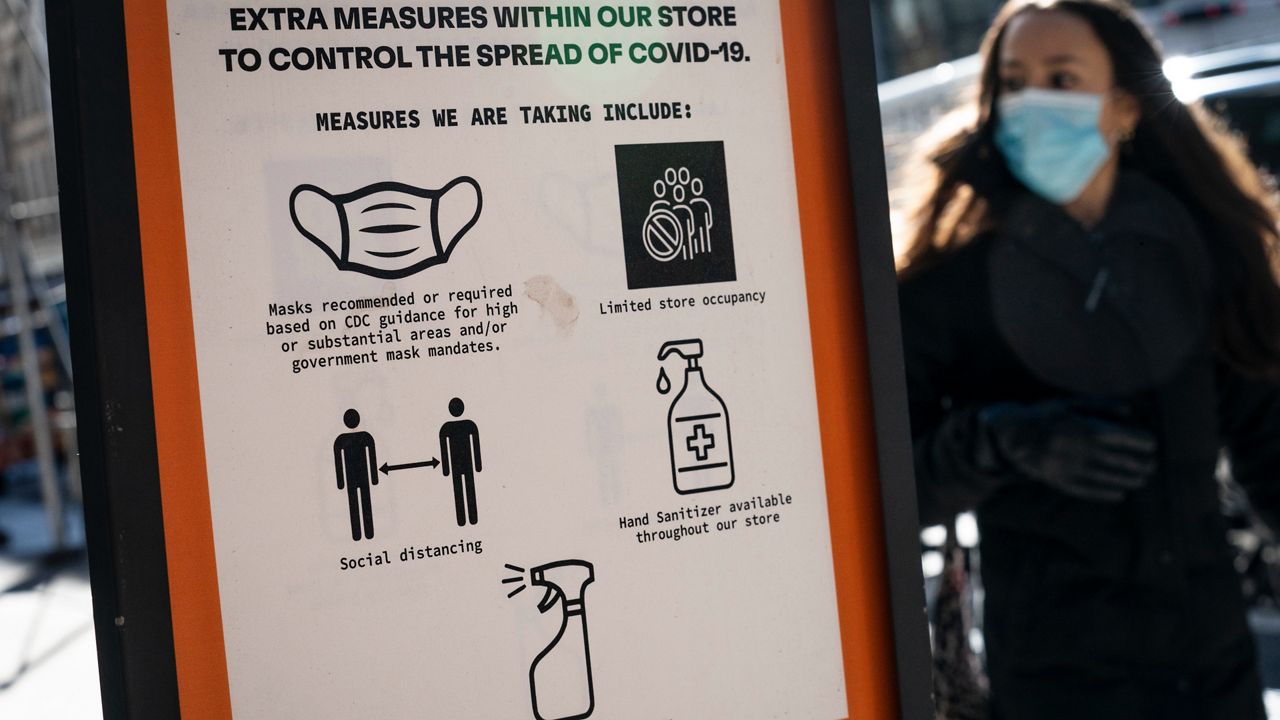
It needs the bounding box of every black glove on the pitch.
[978,401,1158,503]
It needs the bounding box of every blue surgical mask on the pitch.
[995,89,1111,204]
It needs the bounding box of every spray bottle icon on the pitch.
[657,339,735,494]
[504,560,597,720]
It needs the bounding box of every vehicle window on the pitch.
[1193,59,1280,80]
[1210,94,1280,172]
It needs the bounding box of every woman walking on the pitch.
[899,1,1280,717]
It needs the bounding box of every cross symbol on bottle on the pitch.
[687,424,716,462]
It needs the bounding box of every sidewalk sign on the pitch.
[48,0,932,717]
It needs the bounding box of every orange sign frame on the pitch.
[52,0,932,717]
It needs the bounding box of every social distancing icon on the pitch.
[331,397,487,540]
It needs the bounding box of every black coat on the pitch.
[899,177,1280,719]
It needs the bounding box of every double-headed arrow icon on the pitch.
[379,458,441,476]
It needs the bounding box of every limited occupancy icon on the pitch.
[614,141,736,290]
[656,339,735,494]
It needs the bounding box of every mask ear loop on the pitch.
[1105,86,1138,152]
[1118,125,1136,154]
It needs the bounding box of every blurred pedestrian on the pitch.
[898,1,1280,718]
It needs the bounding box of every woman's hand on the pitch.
[979,401,1158,502]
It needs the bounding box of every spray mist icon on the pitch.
[504,560,597,720]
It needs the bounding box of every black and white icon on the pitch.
[332,399,485,535]
[504,560,597,720]
[643,167,714,262]
[439,397,483,526]
[615,142,735,290]
[333,409,379,541]
[379,457,441,475]
[656,340,735,494]
[290,177,482,279]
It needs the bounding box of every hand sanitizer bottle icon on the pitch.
[657,339,735,494]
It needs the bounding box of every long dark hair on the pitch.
[901,0,1280,379]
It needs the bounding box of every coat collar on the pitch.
[987,172,1212,396]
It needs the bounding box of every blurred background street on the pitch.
[0,0,1277,717]
[879,0,1280,245]
[0,503,96,720]
[0,0,98,717]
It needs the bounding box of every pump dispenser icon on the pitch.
[657,339,735,494]
[504,560,597,720]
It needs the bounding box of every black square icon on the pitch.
[615,141,736,290]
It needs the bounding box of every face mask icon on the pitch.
[290,177,482,279]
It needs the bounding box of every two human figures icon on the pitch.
[332,398,483,542]
[642,166,714,263]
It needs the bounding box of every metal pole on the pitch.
[19,223,73,380]
[3,0,48,82]
[0,1,62,547]
[0,199,62,548]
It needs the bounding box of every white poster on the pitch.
[164,2,847,718]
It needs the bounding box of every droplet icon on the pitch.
[656,366,671,394]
